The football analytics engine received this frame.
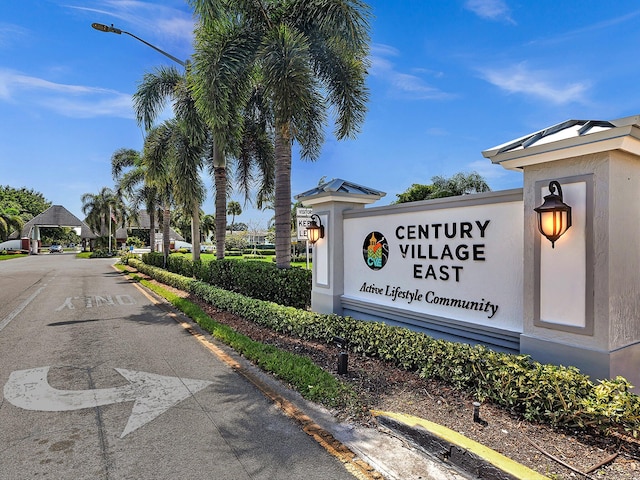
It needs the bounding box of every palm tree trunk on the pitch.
[163,202,171,268]
[149,205,156,252]
[191,205,201,262]
[213,143,227,260]
[274,128,292,269]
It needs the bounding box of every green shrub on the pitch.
[142,251,165,267]
[119,252,139,265]
[141,254,311,309]
[89,249,115,258]
[244,248,275,256]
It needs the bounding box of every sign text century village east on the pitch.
[396,220,490,282]
[358,219,500,319]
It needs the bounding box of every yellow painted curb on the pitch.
[371,410,549,480]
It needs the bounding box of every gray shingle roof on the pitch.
[114,210,184,241]
[12,205,97,239]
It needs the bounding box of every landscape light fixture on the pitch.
[91,22,187,67]
[306,214,325,245]
[534,180,572,248]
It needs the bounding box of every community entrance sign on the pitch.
[296,115,640,389]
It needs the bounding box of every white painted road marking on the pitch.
[55,294,136,311]
[0,286,46,333]
[3,366,213,438]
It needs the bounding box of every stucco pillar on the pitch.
[484,116,640,387]
[295,179,385,315]
[30,225,40,255]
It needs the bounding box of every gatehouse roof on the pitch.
[11,205,97,239]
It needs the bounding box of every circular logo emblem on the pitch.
[362,231,389,270]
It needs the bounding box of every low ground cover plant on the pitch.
[127,258,640,438]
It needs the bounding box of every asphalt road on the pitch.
[0,253,360,480]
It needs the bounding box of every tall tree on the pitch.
[0,207,22,241]
[80,187,125,246]
[227,201,242,231]
[134,67,205,261]
[393,184,436,204]
[190,0,370,268]
[430,172,491,198]
[133,65,273,261]
[111,148,160,252]
[0,186,51,221]
[394,172,491,204]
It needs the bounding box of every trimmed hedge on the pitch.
[127,258,640,437]
[141,251,311,309]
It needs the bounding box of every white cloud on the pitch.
[527,9,640,47]
[0,23,30,48]
[66,1,194,44]
[466,160,508,180]
[426,127,449,136]
[369,43,453,100]
[0,69,134,118]
[464,0,515,24]
[479,63,589,105]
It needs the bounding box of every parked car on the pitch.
[49,245,63,253]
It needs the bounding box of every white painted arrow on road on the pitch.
[3,366,213,438]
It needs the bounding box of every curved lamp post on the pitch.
[91,23,186,67]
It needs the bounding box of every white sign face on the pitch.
[296,208,313,240]
[3,366,213,438]
[343,200,524,332]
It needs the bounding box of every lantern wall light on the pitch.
[306,214,325,244]
[534,180,572,248]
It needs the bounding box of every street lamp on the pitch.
[92,22,186,267]
[91,23,186,67]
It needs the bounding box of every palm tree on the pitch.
[190,0,371,268]
[133,65,273,261]
[111,148,160,252]
[81,187,125,248]
[170,120,207,259]
[227,201,242,232]
[134,67,205,261]
[0,207,22,242]
[200,213,215,243]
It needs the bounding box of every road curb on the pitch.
[371,410,550,480]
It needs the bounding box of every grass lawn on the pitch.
[0,253,28,261]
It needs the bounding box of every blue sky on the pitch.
[2,1,640,228]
